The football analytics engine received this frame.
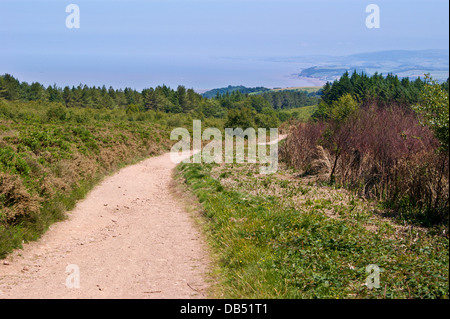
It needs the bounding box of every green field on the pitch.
[270,86,322,94]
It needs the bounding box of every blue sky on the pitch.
[0,0,448,90]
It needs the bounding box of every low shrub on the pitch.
[282,105,449,227]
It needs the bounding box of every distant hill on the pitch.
[296,49,449,83]
[202,85,270,98]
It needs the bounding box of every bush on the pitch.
[126,104,141,114]
[46,104,67,122]
[280,121,327,175]
[0,172,41,223]
[413,75,449,152]
[329,93,358,123]
[282,105,449,226]
[225,107,256,129]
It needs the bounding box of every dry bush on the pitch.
[280,121,328,175]
[0,172,41,223]
[282,105,449,225]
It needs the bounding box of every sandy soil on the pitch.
[0,152,210,299]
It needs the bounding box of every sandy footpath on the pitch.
[0,152,210,299]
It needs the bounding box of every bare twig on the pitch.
[187,282,205,297]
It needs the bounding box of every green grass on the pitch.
[177,162,449,299]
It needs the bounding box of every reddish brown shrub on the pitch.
[280,121,328,175]
[281,105,449,225]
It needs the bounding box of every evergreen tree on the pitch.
[176,85,188,113]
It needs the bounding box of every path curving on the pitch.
[0,152,210,299]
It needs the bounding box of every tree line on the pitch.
[313,71,449,120]
[1,74,320,128]
[0,74,205,113]
[201,85,270,99]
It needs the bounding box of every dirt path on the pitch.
[0,152,210,299]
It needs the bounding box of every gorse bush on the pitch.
[0,99,175,258]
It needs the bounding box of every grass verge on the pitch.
[177,161,449,299]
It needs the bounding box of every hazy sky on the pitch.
[0,0,448,89]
